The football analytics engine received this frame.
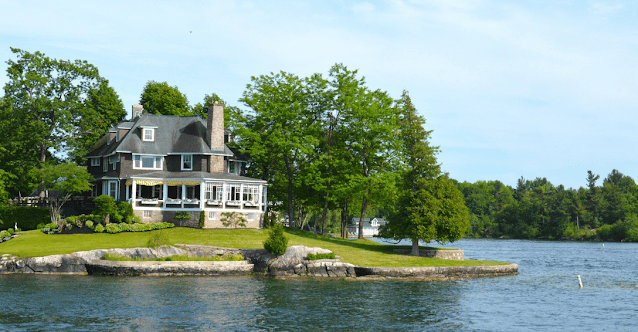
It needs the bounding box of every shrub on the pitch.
[146,231,171,249]
[94,224,105,233]
[263,223,288,255]
[199,211,205,228]
[133,216,141,224]
[0,230,10,238]
[105,223,121,234]
[85,220,94,230]
[307,252,336,260]
[7,228,14,235]
[0,206,50,231]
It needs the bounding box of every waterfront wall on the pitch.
[392,249,464,260]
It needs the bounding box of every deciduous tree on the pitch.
[139,80,191,116]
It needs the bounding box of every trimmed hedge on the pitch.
[0,206,50,231]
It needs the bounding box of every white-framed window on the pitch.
[103,157,108,172]
[182,154,193,170]
[184,185,199,199]
[243,185,259,204]
[107,180,118,200]
[91,184,98,197]
[208,211,217,220]
[143,210,153,218]
[247,213,255,221]
[142,128,155,141]
[227,183,241,201]
[205,183,223,201]
[133,155,163,170]
[91,158,100,167]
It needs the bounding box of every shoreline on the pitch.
[0,245,518,279]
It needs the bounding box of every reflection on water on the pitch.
[2,240,638,331]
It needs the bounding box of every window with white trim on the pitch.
[247,213,255,221]
[227,184,241,201]
[142,128,155,141]
[205,183,223,201]
[103,157,108,172]
[91,158,100,167]
[243,185,259,204]
[182,154,193,170]
[133,155,163,170]
[208,211,217,220]
[143,210,153,218]
[108,181,118,200]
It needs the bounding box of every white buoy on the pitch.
[602,243,605,248]
[577,275,583,288]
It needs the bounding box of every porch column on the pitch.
[131,179,137,206]
[263,186,268,212]
[222,182,227,208]
[181,184,186,209]
[257,184,263,210]
[199,181,205,209]
[240,183,244,210]
[162,183,168,208]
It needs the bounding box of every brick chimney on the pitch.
[132,104,143,119]
[207,102,225,173]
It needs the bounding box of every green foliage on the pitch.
[146,231,171,249]
[0,230,10,238]
[94,195,117,217]
[85,220,94,230]
[103,253,244,262]
[220,212,247,229]
[307,252,336,260]
[6,228,14,235]
[199,210,205,228]
[174,211,191,220]
[94,224,105,233]
[139,81,191,116]
[0,206,49,230]
[263,223,288,255]
[0,48,119,196]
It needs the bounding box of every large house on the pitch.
[83,103,267,228]
[347,217,387,237]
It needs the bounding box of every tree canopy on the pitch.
[139,80,191,116]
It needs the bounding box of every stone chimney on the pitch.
[207,102,225,173]
[132,104,143,119]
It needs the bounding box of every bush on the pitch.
[94,224,105,233]
[0,206,50,231]
[146,231,171,249]
[199,211,205,228]
[85,220,94,230]
[263,223,288,255]
[307,252,336,260]
[0,230,10,238]
[7,228,14,235]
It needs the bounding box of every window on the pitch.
[103,157,108,172]
[234,162,241,175]
[205,183,223,201]
[133,155,163,170]
[247,213,255,221]
[184,185,200,199]
[182,154,193,170]
[208,211,217,220]
[136,184,162,199]
[91,158,100,167]
[142,128,155,141]
[143,210,153,218]
[108,181,118,200]
[91,184,98,197]
[227,183,241,201]
[243,185,259,204]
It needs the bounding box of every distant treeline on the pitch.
[454,169,638,242]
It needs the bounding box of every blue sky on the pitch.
[1,0,637,189]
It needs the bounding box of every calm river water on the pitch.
[1,239,637,331]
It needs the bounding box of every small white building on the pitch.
[347,217,386,237]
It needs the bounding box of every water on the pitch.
[1,239,637,331]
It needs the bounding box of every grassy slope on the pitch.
[0,228,508,267]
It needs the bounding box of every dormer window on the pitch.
[143,128,154,141]
[90,158,100,167]
[182,154,193,170]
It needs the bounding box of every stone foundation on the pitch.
[392,249,464,260]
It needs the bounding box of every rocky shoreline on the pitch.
[0,245,517,279]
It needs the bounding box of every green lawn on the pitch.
[0,228,508,267]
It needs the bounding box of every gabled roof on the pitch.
[85,113,235,158]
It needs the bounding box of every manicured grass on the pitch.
[103,253,244,262]
[0,228,509,267]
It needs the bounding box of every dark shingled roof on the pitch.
[129,171,267,183]
[85,113,235,158]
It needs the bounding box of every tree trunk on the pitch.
[341,199,350,239]
[321,194,329,235]
[411,238,420,256]
[358,197,368,239]
[283,155,295,228]
[37,143,47,197]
